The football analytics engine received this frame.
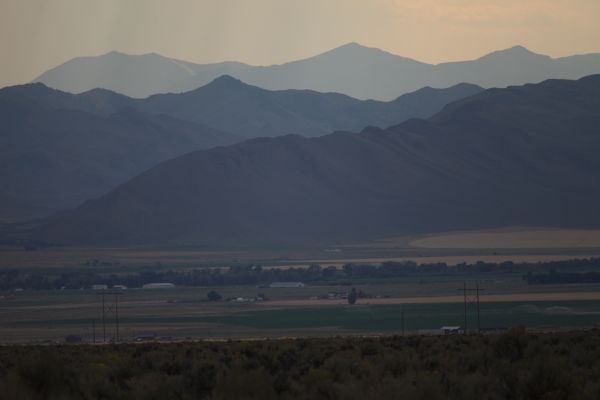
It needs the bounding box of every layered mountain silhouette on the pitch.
[0,191,48,223]
[30,75,600,246]
[131,76,483,139]
[0,79,482,220]
[0,84,238,219]
[34,43,600,100]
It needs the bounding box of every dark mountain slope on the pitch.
[0,83,132,115]
[2,77,484,141]
[0,80,481,220]
[32,76,600,246]
[0,191,49,223]
[0,85,239,213]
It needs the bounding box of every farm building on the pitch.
[440,326,464,335]
[112,285,127,290]
[142,283,175,289]
[327,291,348,300]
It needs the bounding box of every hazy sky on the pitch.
[2,0,600,87]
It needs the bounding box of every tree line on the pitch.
[524,270,600,285]
[1,258,600,291]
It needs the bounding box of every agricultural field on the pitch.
[409,227,600,249]
[2,227,600,344]
[2,277,600,343]
[2,227,600,269]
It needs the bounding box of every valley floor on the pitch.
[1,227,599,344]
[2,279,600,343]
[2,227,600,269]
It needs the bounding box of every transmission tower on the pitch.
[97,289,123,342]
[457,282,484,334]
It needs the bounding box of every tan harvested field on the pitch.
[409,227,600,249]
[0,247,261,268]
[270,254,600,270]
[2,227,600,270]
[1,226,600,343]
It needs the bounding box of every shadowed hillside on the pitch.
[0,84,238,215]
[0,80,481,219]
[31,76,600,246]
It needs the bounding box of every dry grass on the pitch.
[2,227,600,270]
[409,227,600,249]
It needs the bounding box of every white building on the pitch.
[92,284,108,290]
[142,283,175,289]
[440,326,463,335]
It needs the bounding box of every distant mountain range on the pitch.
[0,84,238,218]
[30,75,600,246]
[0,78,481,221]
[126,75,483,139]
[33,43,600,100]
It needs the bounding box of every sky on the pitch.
[1,0,600,87]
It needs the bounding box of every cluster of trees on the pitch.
[1,329,599,399]
[524,270,600,285]
[2,258,600,291]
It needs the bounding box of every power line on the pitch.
[457,282,484,334]
[97,289,123,343]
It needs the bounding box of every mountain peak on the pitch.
[204,75,249,89]
[308,42,424,68]
[479,45,547,61]
[0,82,59,98]
[338,42,367,50]
[503,45,538,55]
[212,74,243,83]
[103,50,128,57]
[179,75,254,96]
[326,42,387,55]
[99,50,171,61]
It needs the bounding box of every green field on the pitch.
[2,227,600,343]
[9,300,600,342]
[196,301,600,332]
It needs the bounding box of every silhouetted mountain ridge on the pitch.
[30,75,600,246]
[0,84,239,217]
[33,43,600,100]
[131,75,484,138]
[0,78,483,220]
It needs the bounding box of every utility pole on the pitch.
[97,289,123,343]
[476,283,481,334]
[463,282,468,335]
[101,291,106,342]
[115,293,120,342]
[457,283,484,335]
[401,308,405,336]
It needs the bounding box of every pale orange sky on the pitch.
[1,0,600,87]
